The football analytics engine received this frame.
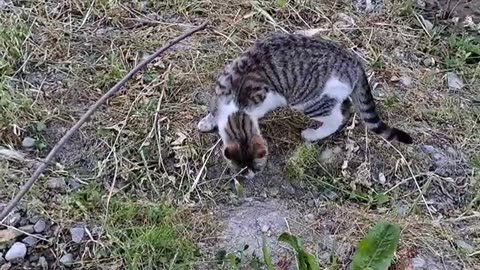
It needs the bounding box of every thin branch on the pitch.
[0,22,209,222]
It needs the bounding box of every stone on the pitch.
[455,239,475,253]
[304,213,316,222]
[334,13,355,29]
[420,16,434,33]
[5,242,27,261]
[22,236,39,246]
[399,76,412,88]
[423,57,435,66]
[0,229,22,244]
[70,227,85,244]
[46,177,67,192]
[6,213,21,226]
[21,137,35,148]
[34,220,46,233]
[446,72,464,91]
[38,256,48,270]
[261,225,269,233]
[59,253,74,267]
[18,225,34,234]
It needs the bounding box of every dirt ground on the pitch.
[0,0,479,269]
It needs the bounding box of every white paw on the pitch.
[197,115,216,132]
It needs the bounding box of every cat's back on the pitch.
[249,33,359,64]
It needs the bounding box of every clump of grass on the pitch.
[286,144,321,181]
[0,13,41,144]
[107,199,197,269]
[66,186,197,269]
[445,35,480,70]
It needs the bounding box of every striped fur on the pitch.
[198,33,413,175]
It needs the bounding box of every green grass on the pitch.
[67,185,198,269]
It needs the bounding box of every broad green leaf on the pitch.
[351,222,401,270]
[262,235,274,270]
[278,233,320,270]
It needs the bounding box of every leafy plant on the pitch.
[351,222,401,270]
[278,233,320,270]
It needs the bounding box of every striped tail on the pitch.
[350,72,413,144]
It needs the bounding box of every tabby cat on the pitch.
[197,33,412,177]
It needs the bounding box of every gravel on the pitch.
[5,242,27,262]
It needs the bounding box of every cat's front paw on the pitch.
[197,114,217,133]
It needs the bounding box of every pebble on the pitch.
[446,72,464,90]
[423,57,435,67]
[70,227,85,243]
[59,253,74,267]
[399,76,412,88]
[22,236,39,246]
[38,256,48,269]
[0,228,23,245]
[455,239,475,253]
[420,16,434,33]
[261,225,270,233]
[46,177,67,192]
[5,242,27,261]
[334,13,355,29]
[305,213,316,222]
[34,219,46,233]
[21,137,35,148]
[6,213,21,226]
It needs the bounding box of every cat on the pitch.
[197,33,412,178]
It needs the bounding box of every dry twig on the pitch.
[0,22,209,222]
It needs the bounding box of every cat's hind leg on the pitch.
[301,98,350,142]
[197,113,217,133]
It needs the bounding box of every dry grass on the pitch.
[0,0,479,269]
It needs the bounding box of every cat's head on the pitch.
[220,111,268,178]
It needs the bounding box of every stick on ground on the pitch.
[0,22,209,222]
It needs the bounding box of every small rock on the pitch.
[332,146,342,154]
[34,220,46,233]
[0,229,23,244]
[21,137,35,148]
[416,0,426,8]
[38,256,48,270]
[22,236,39,246]
[70,227,85,243]
[334,13,355,29]
[5,242,27,261]
[320,148,333,161]
[261,225,270,233]
[69,177,82,191]
[305,213,316,222]
[6,213,21,226]
[423,57,435,66]
[399,76,412,88]
[455,239,475,253]
[420,16,434,33]
[446,72,464,90]
[46,177,67,192]
[59,253,74,267]
[378,172,386,184]
[29,216,40,224]
[18,225,34,234]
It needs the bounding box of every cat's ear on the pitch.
[224,143,240,160]
[251,135,267,159]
